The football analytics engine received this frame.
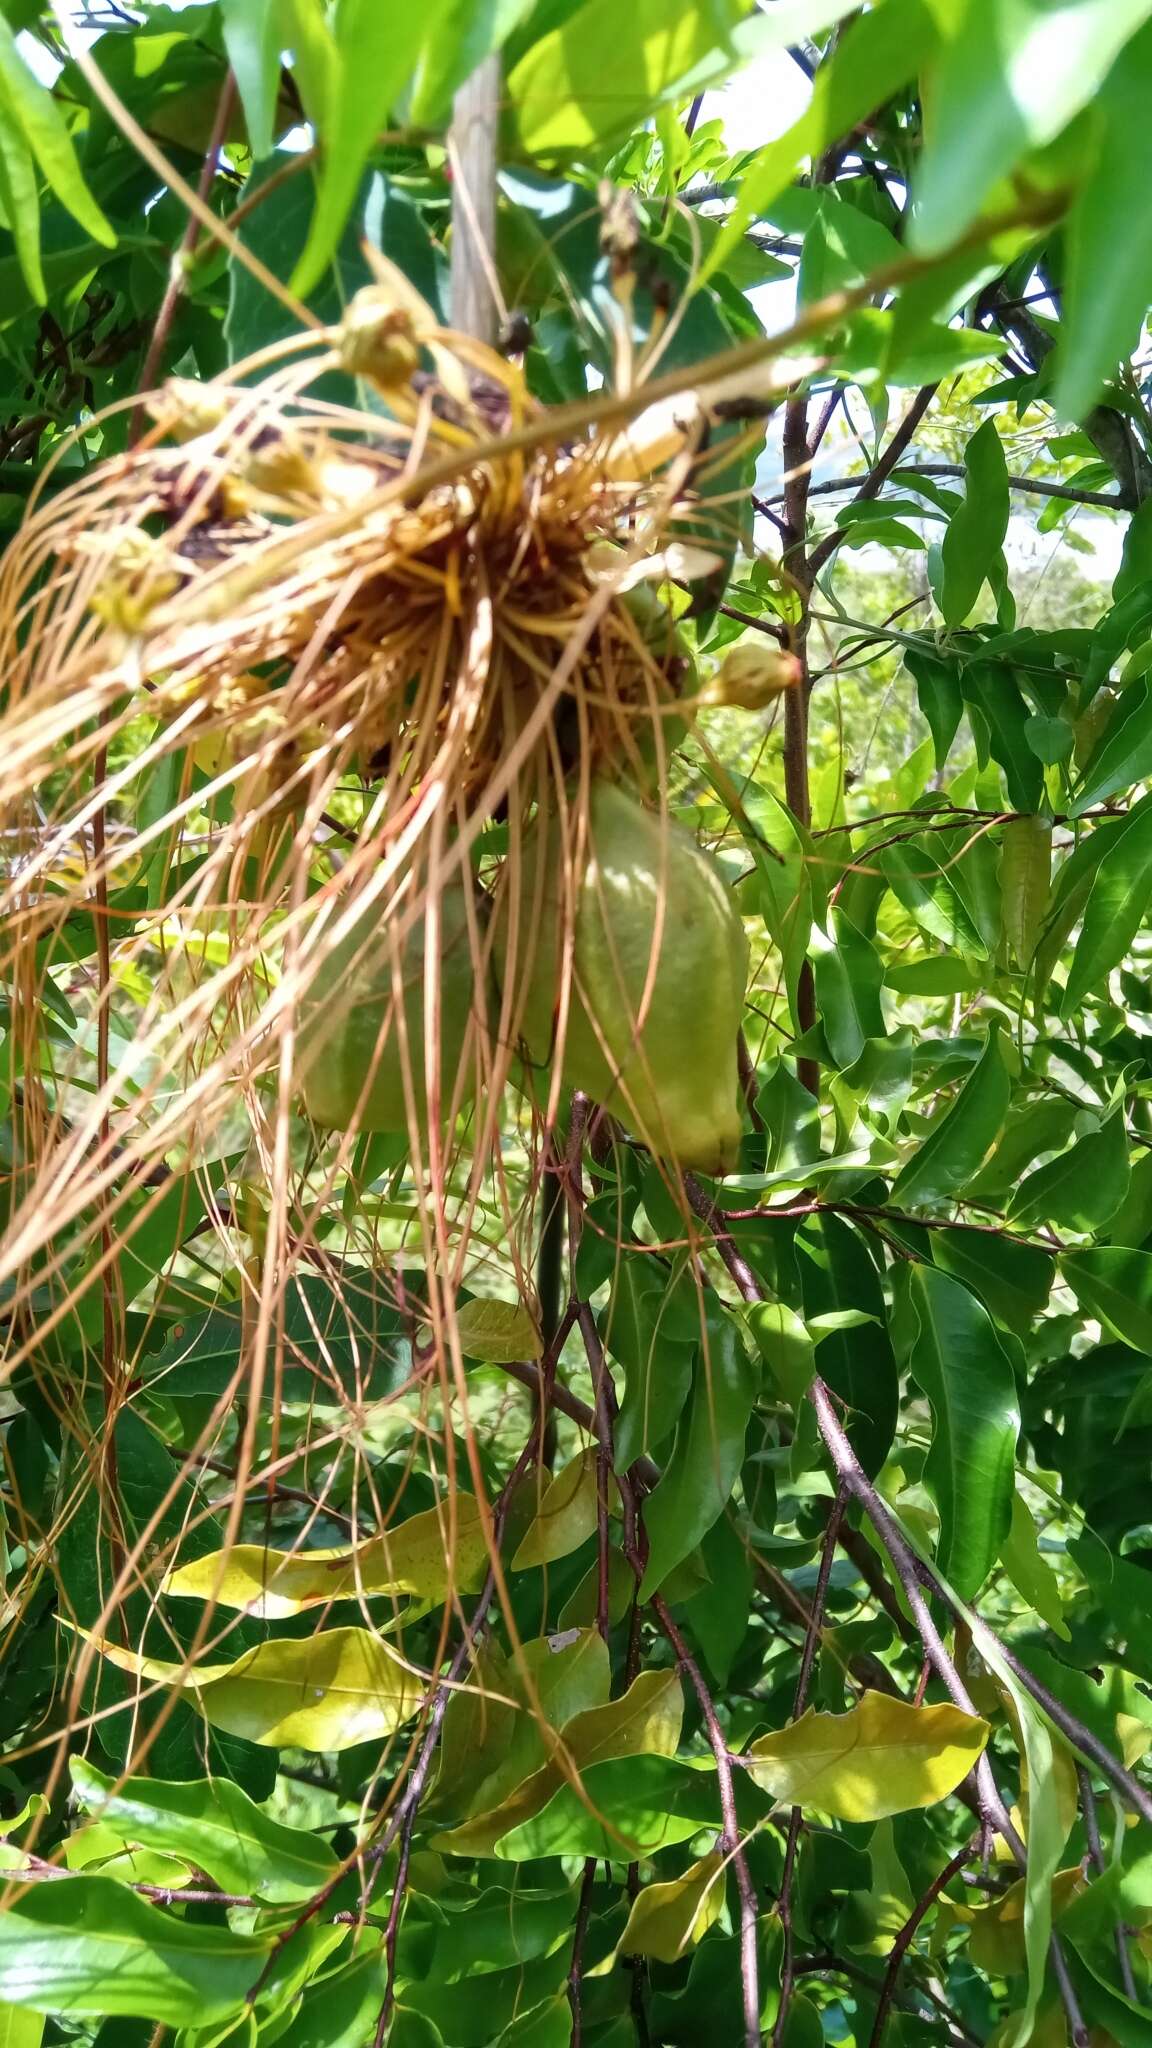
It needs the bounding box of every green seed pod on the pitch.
[297,882,484,1133]
[501,778,748,1172]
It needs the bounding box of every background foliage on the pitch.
[5,3,1152,2047]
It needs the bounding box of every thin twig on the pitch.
[1077,1763,1139,2001]
[129,70,237,442]
[652,1595,760,2048]
[773,1485,848,2044]
[867,1837,978,2046]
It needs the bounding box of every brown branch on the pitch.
[773,1486,847,2045]
[808,383,938,576]
[129,70,237,441]
[1077,1764,1138,2002]
[653,1595,761,2048]
[867,1837,978,2046]
[762,462,1123,514]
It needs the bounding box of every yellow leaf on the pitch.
[163,1496,489,1618]
[455,1297,541,1364]
[435,1666,683,1857]
[746,1692,989,1821]
[969,1868,1085,1975]
[73,1625,422,1751]
[512,1452,607,1569]
[618,1852,727,1962]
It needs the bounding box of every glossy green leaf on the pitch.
[494,1754,721,1861]
[939,425,1010,629]
[436,1666,683,1856]
[455,1296,541,1363]
[890,1025,1010,1209]
[0,15,113,302]
[905,643,964,769]
[1009,1112,1129,1232]
[746,1692,989,1820]
[600,1255,697,1467]
[811,915,886,1070]
[1062,1245,1152,1352]
[292,1,447,297]
[0,1877,303,2022]
[1062,792,1152,1013]
[797,1214,898,1477]
[639,1306,758,1597]
[880,838,990,954]
[929,1225,1053,1336]
[959,661,1044,811]
[220,0,285,159]
[999,1490,1070,1641]
[69,1758,337,1901]
[892,1264,1019,1598]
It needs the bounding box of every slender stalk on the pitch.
[867,1838,978,2047]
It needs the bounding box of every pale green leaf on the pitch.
[618,1852,726,1962]
[455,1297,541,1364]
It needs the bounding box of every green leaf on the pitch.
[494,1754,721,1861]
[292,0,447,297]
[905,644,964,769]
[435,1664,682,1857]
[1073,678,1152,812]
[929,1227,1053,1337]
[702,0,939,285]
[1062,792,1152,1013]
[890,1024,1010,1209]
[0,1877,303,2023]
[507,0,746,154]
[892,1264,1019,1598]
[811,915,886,1070]
[746,1692,989,1820]
[1061,1246,1152,1352]
[221,0,285,160]
[144,1269,411,1404]
[639,1306,758,1597]
[600,1255,696,1466]
[1057,19,1152,419]
[939,424,1010,628]
[797,1214,898,1478]
[959,660,1044,811]
[77,1625,423,1751]
[999,1489,1070,1641]
[69,1758,337,1902]
[618,1852,726,1962]
[880,838,991,954]
[1009,1111,1129,1232]
[911,0,1152,256]
[0,14,113,303]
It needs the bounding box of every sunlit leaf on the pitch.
[746,1692,989,1821]
[618,1852,726,1962]
[164,1495,488,1617]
